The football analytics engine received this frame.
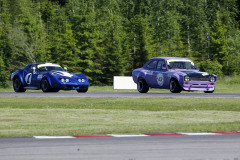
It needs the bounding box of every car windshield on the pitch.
[167,60,197,70]
[38,64,65,72]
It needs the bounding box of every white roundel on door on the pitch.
[25,73,32,85]
[156,73,164,86]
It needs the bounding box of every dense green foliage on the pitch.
[1,0,240,85]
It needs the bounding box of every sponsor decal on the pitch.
[146,70,153,75]
[37,74,43,80]
[156,73,164,86]
[53,71,73,77]
[25,73,32,84]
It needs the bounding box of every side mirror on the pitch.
[33,67,37,74]
[64,67,67,71]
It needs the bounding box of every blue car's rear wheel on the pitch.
[41,78,59,92]
[13,77,26,92]
[137,79,149,93]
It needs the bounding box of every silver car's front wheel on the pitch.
[169,79,182,93]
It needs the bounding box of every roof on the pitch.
[29,62,59,65]
[150,57,191,61]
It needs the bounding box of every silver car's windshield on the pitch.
[167,60,197,70]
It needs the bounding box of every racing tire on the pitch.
[41,78,54,92]
[137,79,149,93]
[169,79,182,93]
[204,90,214,93]
[13,77,26,92]
[77,86,88,93]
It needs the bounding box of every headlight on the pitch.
[78,78,86,83]
[59,78,70,83]
[184,75,190,81]
[209,77,216,82]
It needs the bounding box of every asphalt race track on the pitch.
[0,135,240,160]
[1,91,240,98]
[1,91,240,160]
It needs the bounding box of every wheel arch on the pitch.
[13,74,26,86]
[40,75,54,88]
[169,74,182,87]
[137,76,147,83]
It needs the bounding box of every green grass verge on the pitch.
[0,97,240,137]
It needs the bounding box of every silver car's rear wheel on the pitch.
[137,79,149,93]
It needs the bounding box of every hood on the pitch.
[180,71,211,77]
[51,71,74,78]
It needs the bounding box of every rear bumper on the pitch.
[182,81,216,91]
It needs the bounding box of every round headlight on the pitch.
[82,79,86,83]
[65,79,70,82]
[61,78,65,82]
[78,79,82,82]
[210,77,215,82]
[184,75,190,82]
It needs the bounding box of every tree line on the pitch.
[0,0,240,86]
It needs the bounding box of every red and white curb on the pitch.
[33,131,240,139]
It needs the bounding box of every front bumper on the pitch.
[182,81,216,91]
[53,83,89,90]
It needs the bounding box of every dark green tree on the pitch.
[209,12,228,74]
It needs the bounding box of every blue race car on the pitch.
[11,63,89,93]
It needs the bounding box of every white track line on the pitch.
[108,134,149,137]
[177,132,220,136]
[34,136,75,139]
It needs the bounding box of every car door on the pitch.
[24,64,39,87]
[31,64,40,87]
[153,60,168,89]
[145,60,158,87]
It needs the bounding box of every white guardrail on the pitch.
[113,76,137,89]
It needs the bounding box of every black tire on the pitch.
[204,90,214,93]
[137,79,149,93]
[13,77,26,92]
[169,79,182,93]
[41,78,54,92]
[77,86,88,93]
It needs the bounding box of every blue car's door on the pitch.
[31,64,41,87]
[24,64,39,87]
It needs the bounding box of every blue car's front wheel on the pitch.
[77,86,88,93]
[41,78,59,92]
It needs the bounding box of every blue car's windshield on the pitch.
[167,60,197,70]
[38,64,65,72]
